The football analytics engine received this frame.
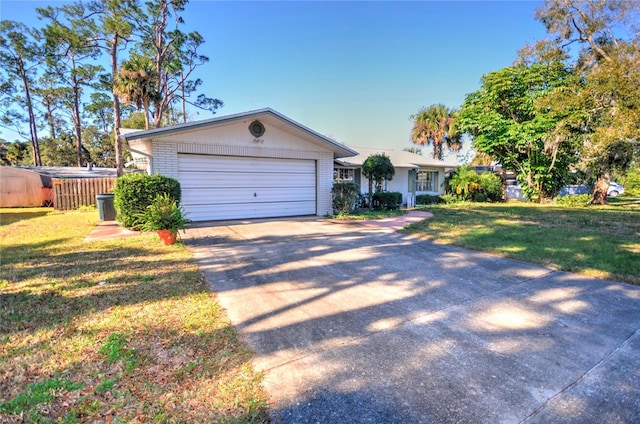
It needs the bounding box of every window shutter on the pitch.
[355,169,361,186]
[408,170,416,193]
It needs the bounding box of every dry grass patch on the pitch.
[1,208,268,423]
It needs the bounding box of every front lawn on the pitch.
[0,208,268,423]
[404,201,640,285]
[332,208,407,220]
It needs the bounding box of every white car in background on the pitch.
[608,182,624,197]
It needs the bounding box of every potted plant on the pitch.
[139,193,189,245]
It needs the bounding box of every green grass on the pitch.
[404,199,640,285]
[0,377,83,416]
[333,208,407,220]
[0,208,268,423]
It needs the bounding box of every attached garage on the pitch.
[178,154,317,221]
[122,108,356,222]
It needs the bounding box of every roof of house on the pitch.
[120,108,358,158]
[15,166,117,179]
[335,147,459,169]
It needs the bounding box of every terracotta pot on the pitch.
[157,229,177,245]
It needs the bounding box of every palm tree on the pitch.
[403,146,423,155]
[114,54,159,130]
[410,104,462,160]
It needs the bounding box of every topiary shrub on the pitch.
[555,194,591,208]
[372,191,402,210]
[332,182,360,215]
[114,174,182,229]
[415,194,443,205]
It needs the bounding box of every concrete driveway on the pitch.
[183,217,640,423]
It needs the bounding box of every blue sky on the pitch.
[1,0,547,156]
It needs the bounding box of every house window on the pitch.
[334,168,355,182]
[416,171,438,192]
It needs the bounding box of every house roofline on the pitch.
[120,108,358,158]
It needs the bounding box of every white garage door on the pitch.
[178,154,317,221]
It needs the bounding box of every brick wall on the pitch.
[316,151,334,216]
[152,142,178,178]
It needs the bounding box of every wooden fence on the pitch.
[52,177,116,210]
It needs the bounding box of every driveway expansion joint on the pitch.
[520,325,640,423]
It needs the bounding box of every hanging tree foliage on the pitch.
[531,0,640,204]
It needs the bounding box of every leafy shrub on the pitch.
[372,191,402,210]
[447,165,503,202]
[439,194,460,204]
[447,166,479,200]
[555,194,591,207]
[472,191,489,202]
[415,194,443,205]
[619,166,640,195]
[114,174,181,229]
[138,193,189,235]
[478,172,503,202]
[356,193,371,209]
[332,182,360,215]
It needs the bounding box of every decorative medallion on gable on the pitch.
[248,120,266,138]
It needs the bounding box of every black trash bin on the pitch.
[96,193,116,221]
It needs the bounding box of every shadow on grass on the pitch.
[0,208,53,225]
[608,195,640,207]
[1,238,205,337]
[405,205,640,285]
[1,214,270,422]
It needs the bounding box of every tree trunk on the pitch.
[111,33,124,176]
[71,57,84,167]
[181,69,187,124]
[72,84,84,167]
[143,100,151,130]
[592,171,610,205]
[19,60,41,166]
[152,0,168,129]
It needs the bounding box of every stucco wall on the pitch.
[359,168,445,205]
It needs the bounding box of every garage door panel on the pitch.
[180,172,315,189]
[178,154,317,221]
[186,201,316,221]
[178,155,315,173]
[182,187,315,205]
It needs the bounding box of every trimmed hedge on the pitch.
[415,194,443,205]
[114,174,182,229]
[372,191,402,210]
[332,182,360,215]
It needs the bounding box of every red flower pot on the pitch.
[157,229,177,245]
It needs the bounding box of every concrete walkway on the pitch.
[336,210,434,232]
[184,217,640,423]
[83,220,142,242]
